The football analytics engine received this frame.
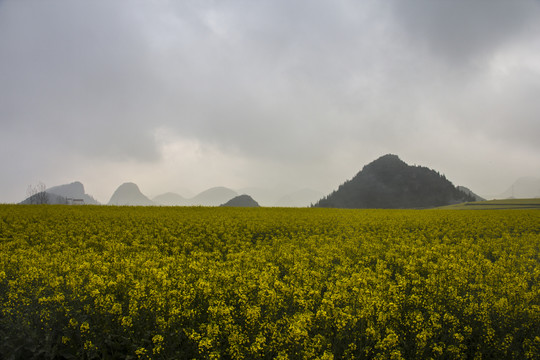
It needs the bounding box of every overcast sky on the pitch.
[1,0,540,203]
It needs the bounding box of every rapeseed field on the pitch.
[0,205,538,359]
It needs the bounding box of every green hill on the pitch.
[220,194,260,207]
[314,154,475,209]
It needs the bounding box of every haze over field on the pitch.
[1,0,540,203]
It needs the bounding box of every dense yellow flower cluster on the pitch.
[0,205,539,359]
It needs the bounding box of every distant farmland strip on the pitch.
[440,198,540,210]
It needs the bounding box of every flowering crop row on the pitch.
[0,205,539,359]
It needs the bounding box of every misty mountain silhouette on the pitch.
[237,187,325,207]
[274,188,325,207]
[498,177,540,199]
[220,194,260,207]
[152,192,189,206]
[153,187,238,206]
[20,192,68,205]
[108,182,155,206]
[47,181,99,204]
[314,154,475,209]
[20,181,98,205]
[189,187,238,206]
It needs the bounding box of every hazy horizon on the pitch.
[2,1,540,204]
[13,161,540,205]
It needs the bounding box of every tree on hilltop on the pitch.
[26,182,49,204]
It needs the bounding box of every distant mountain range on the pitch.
[153,187,323,207]
[152,187,239,206]
[18,156,538,207]
[314,154,476,209]
[109,185,249,207]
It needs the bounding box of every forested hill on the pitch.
[314,154,475,209]
[220,194,260,207]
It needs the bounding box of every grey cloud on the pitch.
[1,0,539,202]
[478,69,540,150]
[389,0,540,65]
[150,0,402,158]
[0,0,163,161]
